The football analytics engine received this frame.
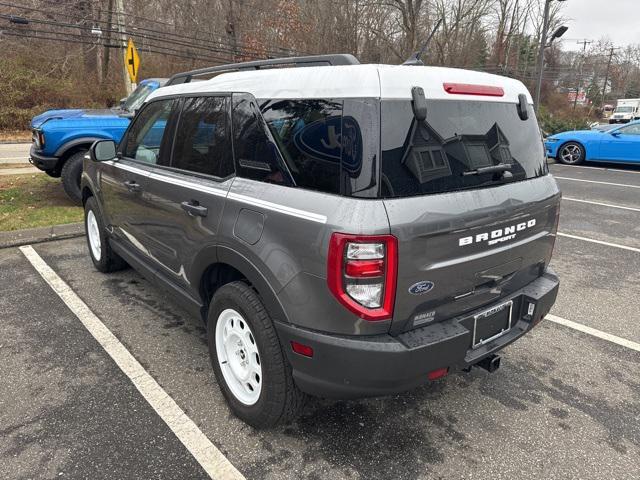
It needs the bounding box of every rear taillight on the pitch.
[327,233,398,321]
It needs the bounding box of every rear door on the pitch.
[138,95,234,298]
[100,98,176,255]
[380,98,560,333]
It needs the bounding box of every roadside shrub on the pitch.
[538,106,591,136]
[0,56,122,131]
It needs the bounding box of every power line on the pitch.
[0,1,310,59]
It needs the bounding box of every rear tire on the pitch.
[557,142,585,165]
[61,150,86,203]
[84,196,128,273]
[207,281,307,428]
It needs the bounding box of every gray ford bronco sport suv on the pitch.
[81,54,560,428]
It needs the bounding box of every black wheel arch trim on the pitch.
[202,245,291,326]
[54,137,105,158]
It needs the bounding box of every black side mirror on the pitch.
[90,140,117,162]
[119,97,127,108]
[411,86,428,122]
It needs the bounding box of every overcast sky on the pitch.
[559,0,640,50]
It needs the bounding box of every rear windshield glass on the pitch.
[380,100,546,198]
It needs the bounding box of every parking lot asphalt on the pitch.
[1,161,639,479]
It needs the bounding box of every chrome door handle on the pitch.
[123,180,141,192]
[181,201,208,217]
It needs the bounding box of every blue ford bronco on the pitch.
[29,78,167,202]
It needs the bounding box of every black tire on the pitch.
[557,141,585,165]
[207,281,307,428]
[84,196,128,273]
[61,150,86,203]
[45,169,61,178]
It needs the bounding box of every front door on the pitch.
[138,95,234,299]
[100,98,177,262]
[599,123,640,162]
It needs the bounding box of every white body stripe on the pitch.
[105,160,326,223]
[227,192,327,224]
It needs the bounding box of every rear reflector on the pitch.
[427,367,449,381]
[443,83,505,97]
[291,341,314,358]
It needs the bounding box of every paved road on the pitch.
[1,161,639,479]
[0,143,31,164]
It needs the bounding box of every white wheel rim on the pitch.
[561,144,582,164]
[215,308,262,406]
[87,210,102,261]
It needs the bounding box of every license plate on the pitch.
[472,300,513,348]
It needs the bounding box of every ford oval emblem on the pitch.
[408,281,434,295]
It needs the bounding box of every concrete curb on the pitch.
[0,222,84,249]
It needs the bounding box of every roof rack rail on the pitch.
[165,54,360,86]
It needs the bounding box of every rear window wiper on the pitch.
[462,164,512,177]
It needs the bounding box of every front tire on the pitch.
[208,281,306,428]
[557,142,585,165]
[84,196,127,273]
[61,150,87,203]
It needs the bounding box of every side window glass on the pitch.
[231,94,292,186]
[619,124,640,135]
[261,99,343,194]
[122,99,174,164]
[171,96,233,177]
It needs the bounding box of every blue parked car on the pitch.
[30,78,167,202]
[545,120,640,166]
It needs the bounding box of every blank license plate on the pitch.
[472,300,513,348]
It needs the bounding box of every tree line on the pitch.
[1,0,640,131]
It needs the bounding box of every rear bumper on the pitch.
[29,144,59,171]
[276,268,559,399]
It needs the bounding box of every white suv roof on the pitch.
[147,64,532,104]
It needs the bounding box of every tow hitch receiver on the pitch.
[476,354,501,373]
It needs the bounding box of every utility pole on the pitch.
[534,0,552,112]
[114,0,133,95]
[600,46,618,109]
[572,39,591,110]
[534,0,568,112]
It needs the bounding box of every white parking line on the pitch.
[546,314,640,352]
[555,176,640,189]
[552,163,640,174]
[562,197,640,212]
[557,232,640,253]
[19,245,245,480]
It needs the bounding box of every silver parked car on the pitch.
[81,54,561,428]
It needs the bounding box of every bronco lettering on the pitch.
[459,219,536,247]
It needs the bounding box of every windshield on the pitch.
[122,83,156,112]
[380,99,546,198]
[615,106,634,113]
